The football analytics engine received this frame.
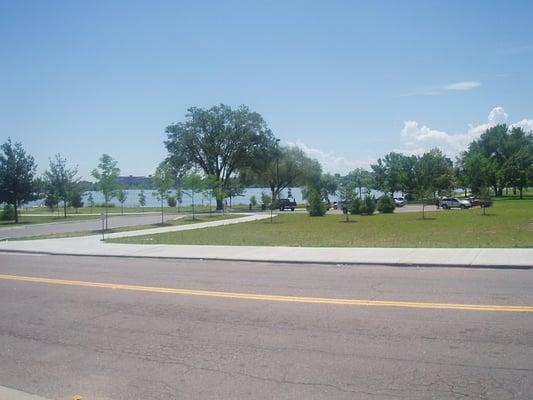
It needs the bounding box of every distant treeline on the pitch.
[79,176,154,191]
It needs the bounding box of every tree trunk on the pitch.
[63,200,67,218]
[105,204,109,230]
[519,187,523,199]
[14,202,18,224]
[192,193,196,220]
[160,198,163,225]
[216,197,223,211]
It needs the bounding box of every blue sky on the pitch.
[1,0,532,178]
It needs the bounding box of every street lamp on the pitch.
[271,139,281,223]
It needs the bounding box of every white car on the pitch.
[394,197,406,207]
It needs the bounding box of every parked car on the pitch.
[276,198,297,211]
[467,197,493,208]
[439,197,471,209]
[394,197,406,207]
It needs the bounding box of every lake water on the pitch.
[84,188,305,208]
[26,187,387,208]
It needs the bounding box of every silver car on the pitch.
[439,197,471,209]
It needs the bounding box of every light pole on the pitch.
[271,139,281,223]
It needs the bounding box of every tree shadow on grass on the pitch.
[338,220,357,223]
[415,217,437,221]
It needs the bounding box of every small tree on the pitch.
[338,180,356,222]
[1,205,15,221]
[261,192,271,210]
[350,198,362,215]
[87,192,95,213]
[249,195,257,208]
[181,172,206,220]
[361,195,376,215]
[377,195,395,213]
[44,191,59,214]
[69,189,84,213]
[167,195,177,207]
[117,189,128,215]
[307,188,326,216]
[44,154,79,218]
[91,154,120,229]
[225,177,245,208]
[152,162,175,224]
[138,189,146,211]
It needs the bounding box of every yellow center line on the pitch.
[1,273,532,313]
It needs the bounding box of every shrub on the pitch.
[361,195,376,215]
[307,189,326,216]
[0,205,15,221]
[350,198,362,215]
[261,192,271,207]
[167,196,177,207]
[377,195,395,213]
[249,195,257,207]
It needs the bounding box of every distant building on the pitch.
[117,175,153,189]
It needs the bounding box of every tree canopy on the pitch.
[165,104,275,209]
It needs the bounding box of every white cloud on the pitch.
[398,106,531,156]
[488,106,508,124]
[399,80,482,97]
[511,118,533,132]
[287,140,371,175]
[444,81,481,90]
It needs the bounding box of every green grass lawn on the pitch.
[110,200,533,248]
[12,214,242,240]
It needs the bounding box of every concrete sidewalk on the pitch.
[0,386,52,400]
[1,212,532,268]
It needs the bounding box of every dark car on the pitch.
[467,197,493,208]
[277,198,297,211]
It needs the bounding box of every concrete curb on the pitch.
[1,248,532,270]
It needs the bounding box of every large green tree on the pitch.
[242,145,321,204]
[414,148,454,219]
[165,104,275,210]
[44,154,79,218]
[371,152,407,197]
[460,125,533,196]
[347,168,373,198]
[91,154,120,229]
[0,138,38,223]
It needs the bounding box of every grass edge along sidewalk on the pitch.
[109,200,533,248]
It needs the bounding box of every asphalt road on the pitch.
[0,254,532,399]
[0,213,183,240]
